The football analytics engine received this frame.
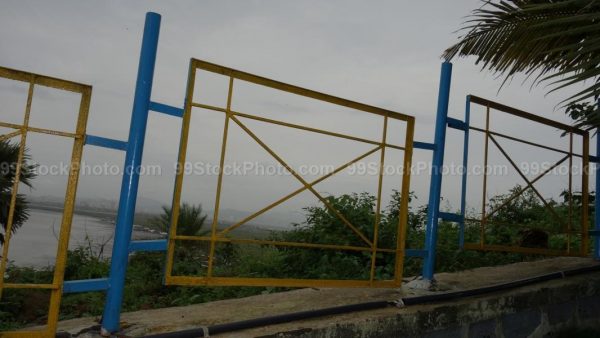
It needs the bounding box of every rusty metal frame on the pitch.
[164,59,415,288]
[463,96,589,256]
[0,67,91,337]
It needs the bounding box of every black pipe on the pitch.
[143,300,391,338]
[399,264,600,306]
[144,264,600,338]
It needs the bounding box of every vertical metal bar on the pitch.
[480,106,490,248]
[369,115,388,284]
[47,86,91,333]
[395,116,415,285]
[101,12,161,334]
[422,62,452,280]
[595,131,600,259]
[582,132,590,255]
[596,131,600,260]
[165,60,196,283]
[0,78,34,300]
[568,132,573,254]
[459,95,471,248]
[207,77,234,278]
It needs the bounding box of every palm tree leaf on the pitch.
[444,0,600,130]
[0,140,37,245]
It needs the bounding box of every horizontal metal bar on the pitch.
[0,121,81,138]
[85,134,128,151]
[590,155,600,163]
[192,102,405,151]
[447,117,467,131]
[173,235,390,252]
[439,211,464,223]
[413,141,436,150]
[193,58,413,122]
[129,239,167,252]
[175,234,423,257]
[0,65,91,94]
[166,275,399,288]
[463,243,585,257]
[464,217,582,235]
[470,126,582,158]
[469,95,586,135]
[0,330,49,338]
[28,126,80,138]
[149,101,184,118]
[405,249,428,257]
[62,278,109,293]
[2,283,58,289]
[589,230,600,236]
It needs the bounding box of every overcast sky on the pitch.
[0,1,593,225]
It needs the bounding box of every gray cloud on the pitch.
[0,0,592,223]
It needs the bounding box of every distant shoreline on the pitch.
[29,204,288,239]
[30,204,117,222]
[28,205,166,240]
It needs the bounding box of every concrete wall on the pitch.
[48,258,599,337]
[260,273,600,338]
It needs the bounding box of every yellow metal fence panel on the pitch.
[0,67,91,338]
[164,59,415,288]
[463,96,589,257]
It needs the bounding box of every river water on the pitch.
[4,209,160,267]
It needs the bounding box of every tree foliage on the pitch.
[150,203,209,236]
[267,191,421,280]
[0,140,36,245]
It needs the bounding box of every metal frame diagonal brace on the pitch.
[462,96,590,257]
[164,58,416,289]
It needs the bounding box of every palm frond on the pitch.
[0,140,36,245]
[0,193,29,245]
[151,203,208,236]
[444,0,600,128]
[0,140,37,190]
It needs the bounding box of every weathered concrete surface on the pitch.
[50,257,600,337]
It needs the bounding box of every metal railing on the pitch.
[164,59,416,288]
[2,12,597,337]
[0,67,91,337]
[462,96,590,256]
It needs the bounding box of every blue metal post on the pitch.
[458,95,471,248]
[422,62,452,280]
[101,12,161,334]
[594,131,600,260]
